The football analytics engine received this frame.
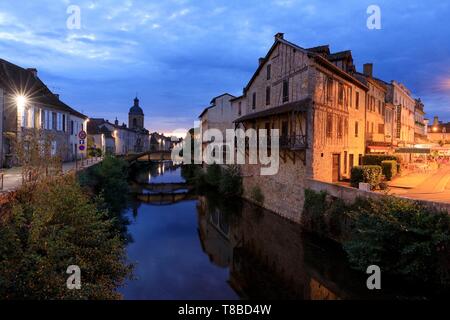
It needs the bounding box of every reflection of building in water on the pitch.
[197,196,386,300]
[197,197,232,268]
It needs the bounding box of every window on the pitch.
[337,117,343,138]
[282,80,289,102]
[326,114,333,138]
[371,122,374,133]
[378,123,384,134]
[62,115,66,132]
[252,92,256,109]
[338,83,344,105]
[344,151,348,174]
[266,86,271,106]
[378,101,381,114]
[71,120,74,135]
[327,78,333,101]
[355,121,359,137]
[358,154,363,166]
[238,102,242,116]
[281,121,289,137]
[267,64,271,80]
[355,91,360,109]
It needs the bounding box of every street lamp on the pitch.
[16,95,27,112]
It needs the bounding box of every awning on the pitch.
[395,148,430,154]
[368,146,390,152]
[234,98,311,123]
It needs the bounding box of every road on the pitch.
[389,165,450,203]
[0,158,102,193]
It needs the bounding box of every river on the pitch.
[119,161,442,300]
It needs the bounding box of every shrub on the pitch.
[205,163,222,188]
[250,186,264,205]
[350,165,382,189]
[381,160,397,181]
[219,165,243,197]
[362,155,400,166]
[344,197,450,286]
[0,175,132,299]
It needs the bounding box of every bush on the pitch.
[350,165,382,189]
[362,155,400,166]
[205,163,222,188]
[0,175,132,299]
[381,160,397,181]
[303,189,450,288]
[219,165,243,197]
[250,186,264,205]
[344,197,450,286]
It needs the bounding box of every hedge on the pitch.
[381,160,397,181]
[350,165,382,189]
[362,155,400,166]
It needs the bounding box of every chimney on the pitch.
[258,57,265,65]
[363,63,373,77]
[27,68,38,78]
[274,32,284,40]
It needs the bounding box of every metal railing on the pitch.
[280,134,308,150]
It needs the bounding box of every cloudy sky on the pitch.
[0,0,449,135]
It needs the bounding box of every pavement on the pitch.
[0,158,102,193]
[388,165,450,203]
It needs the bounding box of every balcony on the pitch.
[280,134,307,150]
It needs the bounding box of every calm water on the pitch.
[120,162,443,300]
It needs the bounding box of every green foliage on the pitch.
[250,186,264,205]
[219,165,243,197]
[303,189,347,238]
[205,163,222,188]
[88,147,102,158]
[302,189,450,288]
[0,175,132,299]
[344,197,450,286]
[381,160,398,181]
[350,165,382,189]
[79,156,129,217]
[362,155,400,166]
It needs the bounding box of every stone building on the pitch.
[387,81,416,147]
[414,99,427,143]
[0,86,4,168]
[87,97,150,156]
[354,64,396,154]
[231,33,368,221]
[427,116,450,144]
[0,59,88,167]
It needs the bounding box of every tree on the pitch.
[0,174,132,299]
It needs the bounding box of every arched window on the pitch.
[133,118,137,127]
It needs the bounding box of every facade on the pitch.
[355,64,394,154]
[414,99,427,143]
[86,98,150,156]
[0,59,88,167]
[387,81,416,147]
[230,34,368,221]
[427,116,450,144]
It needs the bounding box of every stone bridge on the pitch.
[123,150,173,163]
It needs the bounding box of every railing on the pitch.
[280,135,307,150]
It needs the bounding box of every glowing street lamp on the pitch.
[16,95,27,111]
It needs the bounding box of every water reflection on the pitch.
[121,163,440,300]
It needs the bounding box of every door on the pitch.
[332,154,340,182]
[349,154,354,175]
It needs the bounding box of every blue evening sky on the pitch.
[0,0,449,135]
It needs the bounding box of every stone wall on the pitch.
[305,178,450,214]
[241,158,306,223]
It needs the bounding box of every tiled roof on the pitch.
[234,98,312,123]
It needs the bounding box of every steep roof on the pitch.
[0,58,88,119]
[242,36,368,94]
